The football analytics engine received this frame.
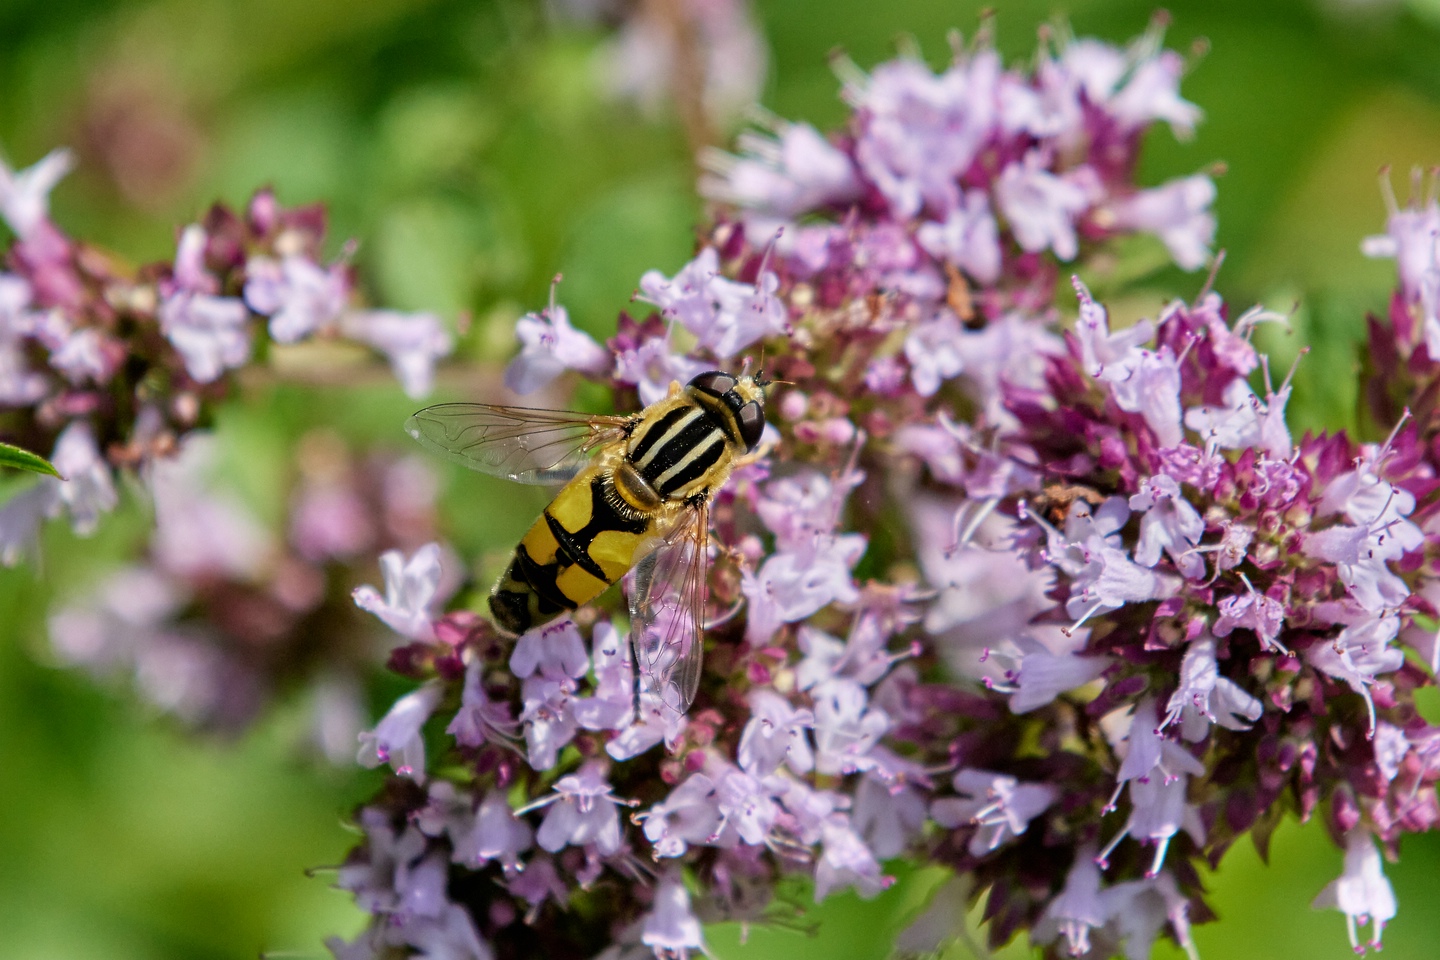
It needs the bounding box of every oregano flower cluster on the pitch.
[9,15,1436,960]
[0,150,451,562]
[326,24,1411,960]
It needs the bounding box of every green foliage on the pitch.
[0,440,59,477]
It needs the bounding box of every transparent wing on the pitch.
[629,503,709,717]
[405,403,631,485]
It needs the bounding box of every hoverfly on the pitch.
[405,371,770,717]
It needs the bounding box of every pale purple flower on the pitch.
[397,904,494,960]
[0,338,48,404]
[1062,34,1128,94]
[639,248,788,359]
[172,223,215,293]
[600,0,767,125]
[1128,474,1204,578]
[338,808,428,914]
[453,791,533,874]
[613,335,710,406]
[1109,50,1202,137]
[1362,190,1440,298]
[915,190,1002,285]
[931,769,1058,856]
[504,304,610,395]
[1160,636,1263,741]
[904,310,966,397]
[1009,634,1110,714]
[1072,277,1156,382]
[243,254,350,343]
[642,873,707,959]
[965,310,1067,401]
[149,436,273,580]
[1065,536,1178,621]
[701,121,861,217]
[353,543,447,641]
[1104,872,1198,960]
[1099,700,1206,876]
[605,687,688,761]
[0,147,74,240]
[528,761,627,857]
[813,816,890,901]
[0,483,56,565]
[775,778,844,847]
[504,856,568,921]
[995,152,1093,260]
[794,599,912,692]
[1184,378,1293,458]
[639,249,721,331]
[909,500,1056,671]
[705,267,788,359]
[1307,615,1405,735]
[1213,585,1287,653]
[741,537,865,644]
[737,688,814,776]
[395,849,449,920]
[50,421,118,536]
[340,309,452,398]
[755,463,862,549]
[857,222,944,300]
[509,618,590,680]
[1373,722,1409,783]
[846,54,997,218]
[1107,346,1184,448]
[1305,520,1415,614]
[159,290,252,384]
[447,656,518,749]
[1208,521,1254,573]
[518,673,579,771]
[640,772,723,859]
[1107,175,1216,270]
[357,681,444,780]
[811,678,890,776]
[998,56,1084,141]
[1312,828,1397,955]
[1320,462,1422,532]
[713,763,783,846]
[47,324,121,385]
[1037,847,1108,958]
[852,774,927,859]
[572,621,635,733]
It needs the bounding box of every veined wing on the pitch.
[405,403,632,485]
[629,504,709,718]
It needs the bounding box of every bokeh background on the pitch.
[3,0,1440,957]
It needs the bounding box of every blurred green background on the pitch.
[3,0,1440,957]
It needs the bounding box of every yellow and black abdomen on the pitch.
[489,465,656,635]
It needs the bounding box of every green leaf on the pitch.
[0,441,61,478]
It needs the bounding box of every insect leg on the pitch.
[629,622,642,725]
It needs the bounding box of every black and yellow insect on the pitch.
[405,371,769,715]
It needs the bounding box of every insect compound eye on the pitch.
[688,371,737,398]
[736,400,766,451]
